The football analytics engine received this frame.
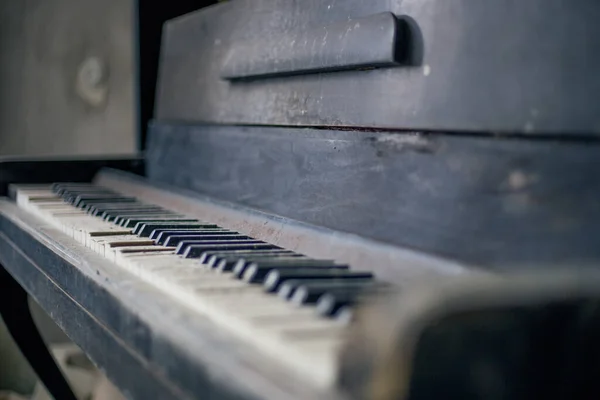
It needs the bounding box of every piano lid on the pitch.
[156,0,600,137]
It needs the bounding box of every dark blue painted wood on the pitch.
[146,122,600,270]
[156,0,600,136]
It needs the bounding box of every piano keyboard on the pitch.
[12,182,390,387]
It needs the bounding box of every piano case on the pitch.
[2,1,600,399]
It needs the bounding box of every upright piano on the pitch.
[2,1,600,399]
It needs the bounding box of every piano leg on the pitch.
[0,267,78,400]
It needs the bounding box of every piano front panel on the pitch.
[145,122,600,271]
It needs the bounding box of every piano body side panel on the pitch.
[146,122,600,271]
[0,201,317,400]
[156,0,600,136]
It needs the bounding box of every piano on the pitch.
[2,1,600,399]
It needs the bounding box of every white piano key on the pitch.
[111,246,175,263]
[91,235,155,255]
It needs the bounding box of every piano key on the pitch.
[263,270,374,292]
[175,239,263,255]
[278,280,301,300]
[52,182,108,192]
[208,250,301,270]
[93,206,162,216]
[111,246,175,263]
[291,282,374,306]
[277,278,375,301]
[118,254,195,273]
[78,199,148,210]
[118,215,192,227]
[115,245,175,255]
[315,282,393,317]
[90,235,156,255]
[86,201,152,209]
[182,243,278,258]
[57,188,115,198]
[315,292,357,317]
[242,262,347,284]
[91,204,164,213]
[135,223,218,237]
[123,217,199,229]
[87,200,153,209]
[234,258,339,280]
[152,228,233,243]
[163,235,251,247]
[72,196,137,207]
[203,250,279,267]
[334,307,354,324]
[95,206,162,217]
[101,210,172,221]
[91,207,149,216]
[68,191,129,198]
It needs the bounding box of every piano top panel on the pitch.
[156,0,600,136]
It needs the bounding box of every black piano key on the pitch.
[84,202,152,212]
[101,209,171,221]
[70,193,135,205]
[263,269,374,292]
[120,215,192,227]
[89,202,161,211]
[55,187,114,196]
[53,182,104,189]
[96,208,168,219]
[278,280,303,300]
[240,261,346,284]
[111,212,173,225]
[316,292,361,317]
[92,206,159,217]
[54,187,113,199]
[152,229,232,242]
[76,198,139,209]
[61,191,106,202]
[132,222,204,236]
[125,216,198,228]
[93,203,151,218]
[176,239,263,255]
[55,187,110,195]
[319,282,393,316]
[136,223,218,237]
[182,243,278,259]
[52,183,102,194]
[232,257,318,277]
[335,306,354,324]
[207,250,300,270]
[63,191,117,200]
[163,235,250,247]
[291,282,373,306]
[211,252,306,272]
[74,197,137,207]
[199,250,282,265]
[72,192,127,200]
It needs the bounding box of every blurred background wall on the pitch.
[0,0,137,157]
[0,0,137,395]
